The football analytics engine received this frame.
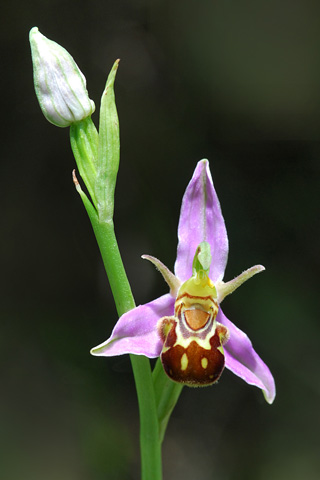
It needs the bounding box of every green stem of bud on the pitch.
[70,117,99,209]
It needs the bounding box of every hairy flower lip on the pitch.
[30,27,95,127]
[91,160,276,404]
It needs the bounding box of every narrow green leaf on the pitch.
[72,169,98,221]
[96,59,120,221]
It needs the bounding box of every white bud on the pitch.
[29,27,95,127]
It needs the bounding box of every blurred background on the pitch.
[1,0,320,479]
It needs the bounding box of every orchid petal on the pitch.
[91,294,175,358]
[175,159,228,283]
[218,309,276,404]
[216,264,265,303]
[142,255,181,296]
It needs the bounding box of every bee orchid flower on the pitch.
[91,160,275,404]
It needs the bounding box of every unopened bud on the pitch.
[29,27,95,127]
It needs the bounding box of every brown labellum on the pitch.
[160,321,229,386]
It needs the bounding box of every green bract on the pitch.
[70,60,120,220]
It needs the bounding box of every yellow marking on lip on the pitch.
[172,322,217,351]
[201,357,208,369]
[174,293,219,325]
[181,353,188,371]
[175,292,215,303]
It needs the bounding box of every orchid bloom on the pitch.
[91,160,275,404]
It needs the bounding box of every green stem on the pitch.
[69,62,166,478]
[87,211,162,479]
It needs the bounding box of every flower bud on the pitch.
[29,27,95,127]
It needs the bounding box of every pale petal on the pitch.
[142,255,181,296]
[218,309,276,404]
[175,159,228,283]
[216,265,265,303]
[91,294,175,358]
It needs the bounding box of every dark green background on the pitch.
[1,1,320,479]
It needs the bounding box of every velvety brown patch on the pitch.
[165,320,178,347]
[161,331,225,386]
[184,309,210,330]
